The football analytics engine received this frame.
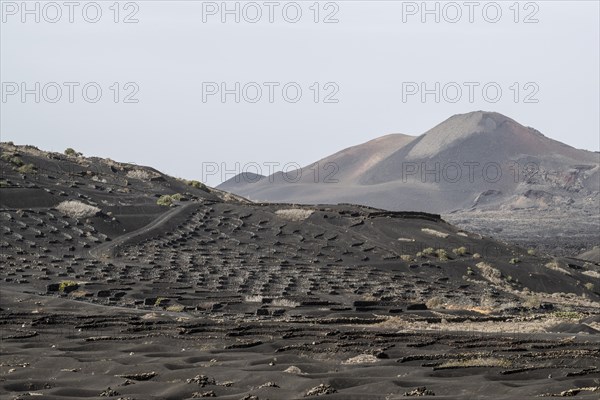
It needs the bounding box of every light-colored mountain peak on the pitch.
[406,111,516,159]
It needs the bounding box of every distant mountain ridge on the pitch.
[218,111,599,213]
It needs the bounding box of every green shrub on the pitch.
[436,249,449,261]
[551,311,582,320]
[59,280,78,293]
[527,248,536,255]
[188,180,208,191]
[452,246,468,256]
[155,297,169,307]
[157,195,173,207]
[422,247,435,255]
[10,156,24,166]
[522,295,541,309]
[509,258,520,265]
[466,267,475,276]
[584,282,595,291]
[17,163,35,174]
[64,148,78,156]
[171,193,183,201]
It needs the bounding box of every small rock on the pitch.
[187,374,216,387]
[403,386,435,396]
[284,366,302,374]
[192,391,216,398]
[305,383,337,396]
[258,381,280,388]
[99,387,120,397]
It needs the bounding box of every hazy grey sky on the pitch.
[2,1,599,186]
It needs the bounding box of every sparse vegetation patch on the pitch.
[421,228,449,238]
[275,209,314,221]
[582,270,600,279]
[58,280,79,293]
[545,261,571,275]
[551,311,583,320]
[244,295,264,303]
[522,295,541,309]
[17,163,36,174]
[436,357,511,369]
[157,195,173,207]
[6,156,23,166]
[187,179,209,191]
[271,298,300,308]
[126,169,153,181]
[64,148,81,157]
[422,247,435,255]
[56,200,101,219]
[436,249,449,261]
[342,354,378,365]
[154,297,169,307]
[475,262,503,285]
[453,246,468,256]
[157,194,183,207]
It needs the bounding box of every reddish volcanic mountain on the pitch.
[219,111,600,255]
